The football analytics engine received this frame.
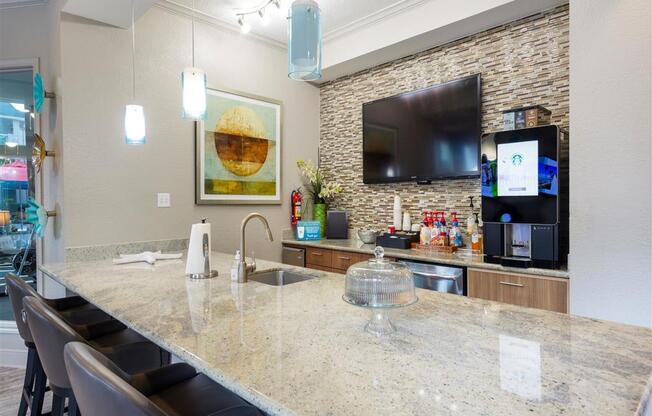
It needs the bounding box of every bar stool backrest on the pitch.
[64,342,166,416]
[6,274,40,343]
[23,296,84,390]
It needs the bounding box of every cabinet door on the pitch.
[526,277,568,313]
[331,251,358,272]
[468,269,568,313]
[306,248,332,268]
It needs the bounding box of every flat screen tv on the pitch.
[362,74,481,184]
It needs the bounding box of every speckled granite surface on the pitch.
[41,253,650,416]
[283,238,569,279]
[65,239,188,262]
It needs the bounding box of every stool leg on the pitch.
[51,394,64,416]
[29,353,47,416]
[68,393,79,416]
[160,349,171,365]
[17,347,36,416]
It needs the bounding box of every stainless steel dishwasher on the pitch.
[282,246,305,267]
[399,261,465,296]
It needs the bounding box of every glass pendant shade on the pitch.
[124,104,146,145]
[288,0,321,81]
[182,67,207,119]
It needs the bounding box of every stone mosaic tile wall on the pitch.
[319,5,569,239]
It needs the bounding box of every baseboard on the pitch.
[0,321,27,368]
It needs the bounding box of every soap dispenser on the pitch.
[230,250,241,281]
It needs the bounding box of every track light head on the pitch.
[238,15,251,33]
[258,7,269,25]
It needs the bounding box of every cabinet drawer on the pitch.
[332,251,358,271]
[468,269,568,313]
[306,248,332,268]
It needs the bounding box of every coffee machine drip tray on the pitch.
[498,256,532,269]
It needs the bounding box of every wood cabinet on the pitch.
[468,268,568,313]
[306,248,332,268]
[331,251,358,272]
[299,247,370,274]
[285,244,568,313]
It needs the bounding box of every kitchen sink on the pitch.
[249,269,318,286]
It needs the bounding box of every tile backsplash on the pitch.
[319,5,569,239]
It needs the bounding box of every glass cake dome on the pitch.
[343,246,417,336]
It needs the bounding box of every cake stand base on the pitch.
[365,309,396,336]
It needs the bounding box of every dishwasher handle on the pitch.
[282,247,304,253]
[411,270,459,281]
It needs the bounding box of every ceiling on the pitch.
[0,0,47,9]
[166,0,424,45]
[63,0,157,28]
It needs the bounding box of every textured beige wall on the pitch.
[60,7,319,261]
[0,2,67,297]
[320,6,569,237]
[570,0,651,328]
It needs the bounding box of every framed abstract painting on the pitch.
[196,88,282,204]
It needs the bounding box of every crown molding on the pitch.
[322,0,429,42]
[0,0,47,10]
[155,0,429,49]
[154,0,286,51]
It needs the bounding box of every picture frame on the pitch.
[195,87,282,205]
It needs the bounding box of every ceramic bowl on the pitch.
[357,230,379,244]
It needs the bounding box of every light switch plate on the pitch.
[157,193,171,208]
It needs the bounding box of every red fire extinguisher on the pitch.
[291,189,302,226]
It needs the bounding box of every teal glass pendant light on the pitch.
[288,0,321,81]
[124,0,146,145]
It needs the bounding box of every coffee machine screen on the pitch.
[497,140,539,197]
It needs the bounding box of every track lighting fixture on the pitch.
[235,0,283,33]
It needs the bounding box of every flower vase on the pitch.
[313,202,326,238]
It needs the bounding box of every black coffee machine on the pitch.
[481,125,568,269]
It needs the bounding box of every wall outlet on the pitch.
[157,193,171,208]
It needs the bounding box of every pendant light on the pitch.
[288,0,321,81]
[181,0,207,120]
[124,0,146,145]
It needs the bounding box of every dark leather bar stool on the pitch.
[5,274,115,416]
[64,341,264,416]
[23,296,168,416]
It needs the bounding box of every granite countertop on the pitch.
[282,238,569,279]
[41,253,650,416]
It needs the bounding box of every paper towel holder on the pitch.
[188,218,218,279]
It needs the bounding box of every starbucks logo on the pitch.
[511,153,524,166]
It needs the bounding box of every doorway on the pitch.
[0,66,38,321]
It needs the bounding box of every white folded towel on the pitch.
[112,251,182,265]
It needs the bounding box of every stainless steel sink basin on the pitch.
[249,269,317,286]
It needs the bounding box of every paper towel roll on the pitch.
[402,211,411,231]
[185,221,211,275]
[393,196,402,229]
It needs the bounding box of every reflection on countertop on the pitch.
[40,252,649,416]
[282,237,570,279]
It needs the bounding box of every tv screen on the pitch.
[362,74,481,183]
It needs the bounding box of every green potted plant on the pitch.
[297,159,342,237]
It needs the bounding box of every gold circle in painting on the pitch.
[213,107,269,177]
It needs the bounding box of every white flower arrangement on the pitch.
[297,159,343,204]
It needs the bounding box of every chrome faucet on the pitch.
[238,213,274,283]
